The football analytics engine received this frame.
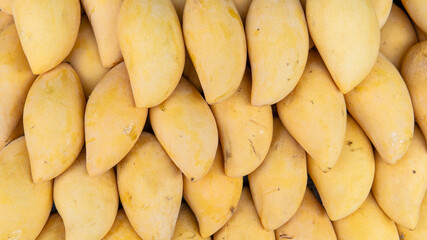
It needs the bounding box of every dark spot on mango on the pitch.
[346,141,353,146]
[413,170,416,174]
[230,206,235,214]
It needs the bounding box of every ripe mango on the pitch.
[103,209,142,240]
[172,203,211,240]
[36,213,65,240]
[397,194,427,240]
[371,0,392,28]
[0,10,12,31]
[402,0,427,33]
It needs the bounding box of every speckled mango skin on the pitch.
[85,62,147,176]
[54,151,119,240]
[184,148,243,238]
[397,193,427,240]
[345,53,414,165]
[13,0,80,74]
[249,118,307,231]
[103,209,142,240]
[277,50,347,172]
[119,0,185,108]
[24,63,85,183]
[36,213,65,240]
[212,69,273,177]
[373,126,427,230]
[213,187,275,240]
[402,0,427,33]
[275,190,337,240]
[0,10,13,31]
[306,0,380,93]
[172,203,211,240]
[0,137,53,240]
[308,116,375,221]
[0,24,35,151]
[246,0,308,106]
[150,78,218,181]
[371,0,392,28]
[183,0,246,104]
[118,132,183,240]
[333,194,400,240]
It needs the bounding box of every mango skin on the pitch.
[184,148,243,238]
[183,0,247,104]
[401,41,427,143]
[333,194,399,240]
[249,118,307,231]
[171,0,185,22]
[0,0,11,14]
[119,0,185,108]
[397,193,427,240]
[275,190,337,240]
[13,0,80,74]
[306,0,380,93]
[183,50,203,93]
[212,69,273,177]
[380,4,417,69]
[54,151,119,240]
[277,50,346,172]
[232,0,251,22]
[345,53,414,164]
[371,0,392,28]
[308,115,375,221]
[0,10,13,31]
[0,137,53,240]
[415,25,427,42]
[246,0,309,106]
[172,203,211,240]
[402,0,427,33]
[118,132,183,240]
[103,209,142,240]
[150,79,218,181]
[85,62,147,176]
[0,24,35,150]
[81,0,123,68]
[36,213,65,240]
[1,117,23,151]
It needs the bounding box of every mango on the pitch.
[172,203,211,240]
[232,0,252,22]
[1,117,23,151]
[0,0,11,14]
[371,0,392,28]
[171,0,185,22]
[183,50,203,93]
[0,10,12,31]
[36,213,65,240]
[415,25,427,42]
[103,209,142,240]
[402,0,427,33]
[397,193,427,240]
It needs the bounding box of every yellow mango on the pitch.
[81,0,123,68]
[171,0,185,22]
[54,151,119,240]
[415,25,427,42]
[183,0,247,104]
[306,0,380,93]
[212,69,273,177]
[372,126,427,230]
[0,24,35,151]
[103,209,142,240]
[66,16,109,98]
[1,117,23,151]
[277,50,347,172]
[119,0,185,108]
[36,213,65,240]
[85,62,147,176]
[333,194,399,240]
[401,41,427,143]
[275,190,337,240]
[184,148,243,238]
[172,203,211,240]
[248,118,307,231]
[402,0,427,33]
[232,0,252,22]
[213,187,275,239]
[13,0,80,74]
[371,0,392,28]
[380,4,417,69]
[397,194,427,240]
[183,50,203,93]
[308,116,375,221]
[0,10,13,31]
[345,53,414,164]
[0,0,11,14]
[118,132,183,240]
[246,0,309,106]
[0,137,52,240]
[150,79,218,181]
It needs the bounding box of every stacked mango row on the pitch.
[0,0,426,239]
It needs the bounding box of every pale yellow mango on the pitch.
[36,213,65,240]
[401,41,427,143]
[306,0,380,93]
[0,24,35,151]
[184,148,243,238]
[150,79,218,181]
[277,50,347,172]
[371,0,392,28]
[66,16,109,97]
[0,0,11,14]
[415,25,427,42]
[380,4,417,69]
[81,0,123,68]
[246,0,309,105]
[103,209,142,240]
[85,62,147,176]
[333,194,399,240]
[119,0,185,108]
[0,137,52,240]
[171,0,185,22]
[172,203,211,240]
[402,0,427,33]
[183,50,203,93]
[248,118,307,231]
[372,126,427,230]
[213,187,275,240]
[212,69,273,177]
[118,132,183,240]
[54,151,119,240]
[345,53,414,164]
[0,117,23,151]
[397,194,427,240]
[183,0,247,104]
[308,116,375,221]
[232,0,252,22]
[13,0,80,74]
[0,10,13,31]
